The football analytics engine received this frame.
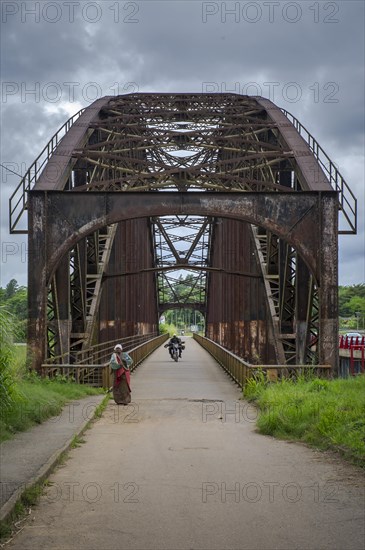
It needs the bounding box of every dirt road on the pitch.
[8,338,364,549]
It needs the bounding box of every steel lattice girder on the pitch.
[34,94,334,194]
[152,215,213,314]
[17,93,352,372]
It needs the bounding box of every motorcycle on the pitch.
[171,342,180,362]
[164,341,185,362]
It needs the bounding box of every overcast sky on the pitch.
[1,0,364,288]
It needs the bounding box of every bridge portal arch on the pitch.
[29,189,337,371]
[31,191,332,283]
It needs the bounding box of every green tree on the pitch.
[5,279,19,300]
[339,284,365,317]
[347,296,365,315]
[339,284,365,330]
[6,287,27,320]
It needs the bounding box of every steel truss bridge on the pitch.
[9,93,357,373]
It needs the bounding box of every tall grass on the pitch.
[0,377,103,442]
[0,312,105,443]
[0,307,20,411]
[244,372,365,466]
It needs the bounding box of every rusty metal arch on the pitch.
[30,190,331,285]
[28,189,337,370]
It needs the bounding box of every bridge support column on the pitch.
[28,193,47,371]
[318,194,339,375]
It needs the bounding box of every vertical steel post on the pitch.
[318,193,339,373]
[28,192,47,371]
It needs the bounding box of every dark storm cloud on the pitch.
[1,103,68,162]
[1,0,364,285]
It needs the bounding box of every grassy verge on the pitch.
[0,346,105,443]
[244,373,365,466]
[0,393,110,541]
[0,482,46,539]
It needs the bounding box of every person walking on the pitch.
[109,344,133,405]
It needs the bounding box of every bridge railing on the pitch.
[9,108,85,234]
[281,109,357,234]
[43,332,159,366]
[193,334,251,387]
[40,333,169,386]
[193,333,331,388]
[338,335,365,377]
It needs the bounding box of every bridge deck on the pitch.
[132,335,242,401]
[6,338,364,549]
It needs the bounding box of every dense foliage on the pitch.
[0,284,105,441]
[159,273,205,332]
[0,337,104,443]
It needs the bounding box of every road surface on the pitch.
[8,337,365,549]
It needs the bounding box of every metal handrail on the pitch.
[194,333,250,388]
[40,333,169,386]
[281,109,357,234]
[43,332,160,365]
[193,333,331,388]
[9,108,86,234]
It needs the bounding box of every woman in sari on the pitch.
[109,344,134,405]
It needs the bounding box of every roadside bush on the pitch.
[0,307,19,412]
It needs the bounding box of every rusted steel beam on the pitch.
[31,191,323,282]
[29,94,336,199]
[318,193,339,374]
[103,265,261,279]
[159,303,206,314]
[255,97,331,192]
[28,194,47,370]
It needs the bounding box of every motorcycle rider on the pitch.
[168,333,183,358]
